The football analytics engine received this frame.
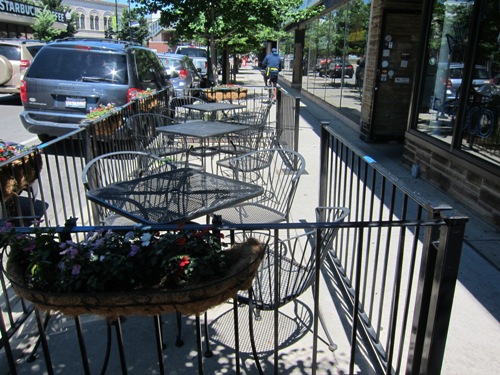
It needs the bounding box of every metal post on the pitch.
[406,206,468,374]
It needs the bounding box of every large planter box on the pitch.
[203,87,248,102]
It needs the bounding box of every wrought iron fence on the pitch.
[319,125,468,374]
[0,92,467,375]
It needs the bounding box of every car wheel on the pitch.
[0,56,13,85]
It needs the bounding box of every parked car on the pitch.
[157,53,202,96]
[19,38,173,141]
[0,39,45,94]
[316,57,354,78]
[174,45,208,77]
[439,62,493,102]
[328,59,354,78]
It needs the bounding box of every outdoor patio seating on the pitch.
[169,95,207,121]
[125,112,199,168]
[213,148,305,224]
[81,151,176,225]
[238,206,349,373]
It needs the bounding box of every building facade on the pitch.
[282,0,500,227]
[0,0,126,39]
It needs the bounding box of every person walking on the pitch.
[262,47,282,102]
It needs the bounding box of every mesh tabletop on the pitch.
[86,168,264,224]
[182,102,246,113]
[157,121,249,138]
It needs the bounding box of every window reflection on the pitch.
[279,0,369,117]
[417,0,499,166]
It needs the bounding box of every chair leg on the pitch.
[313,290,338,352]
[175,312,184,347]
[248,288,264,375]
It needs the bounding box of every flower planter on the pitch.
[203,87,248,102]
[0,152,43,202]
[7,238,264,318]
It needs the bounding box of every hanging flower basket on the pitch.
[4,228,265,318]
[0,142,42,202]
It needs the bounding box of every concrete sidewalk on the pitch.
[233,64,500,374]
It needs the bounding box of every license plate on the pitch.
[65,97,86,109]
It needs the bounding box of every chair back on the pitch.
[169,95,207,121]
[82,151,176,224]
[217,148,305,224]
[125,113,191,168]
[241,206,349,310]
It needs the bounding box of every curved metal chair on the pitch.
[238,206,350,373]
[213,148,305,224]
[82,151,176,226]
[125,113,199,168]
[169,95,207,122]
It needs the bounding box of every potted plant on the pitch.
[82,103,124,137]
[1,222,265,317]
[131,89,158,112]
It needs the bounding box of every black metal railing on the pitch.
[319,125,468,374]
[0,94,467,375]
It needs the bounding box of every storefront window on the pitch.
[279,0,370,124]
[416,0,500,167]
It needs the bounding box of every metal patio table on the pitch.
[157,121,250,168]
[181,102,246,121]
[85,167,263,225]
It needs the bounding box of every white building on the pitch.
[0,0,126,39]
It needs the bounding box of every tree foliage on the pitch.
[133,0,306,81]
[32,6,62,41]
[36,0,76,40]
[116,8,149,45]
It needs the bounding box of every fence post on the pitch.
[293,96,301,154]
[406,205,468,374]
[318,122,331,208]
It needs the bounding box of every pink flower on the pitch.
[179,256,190,268]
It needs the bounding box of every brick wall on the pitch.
[403,137,500,227]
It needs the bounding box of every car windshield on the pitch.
[26,48,128,84]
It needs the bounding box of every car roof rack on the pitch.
[52,37,140,46]
[0,38,45,44]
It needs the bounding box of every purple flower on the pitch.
[71,265,81,275]
[60,246,79,259]
[129,244,140,257]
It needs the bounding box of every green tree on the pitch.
[116,8,149,45]
[41,0,76,39]
[32,6,62,41]
[133,0,309,83]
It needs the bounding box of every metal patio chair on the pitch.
[82,151,176,226]
[169,95,207,122]
[238,206,350,373]
[213,148,305,224]
[217,103,274,156]
[125,113,200,168]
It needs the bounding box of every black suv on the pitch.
[20,38,173,141]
